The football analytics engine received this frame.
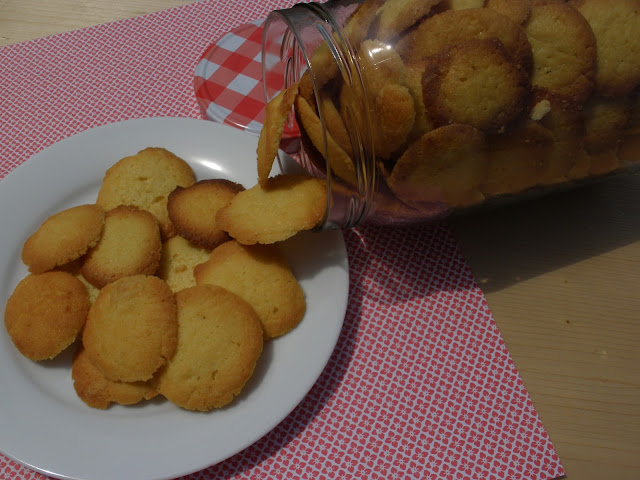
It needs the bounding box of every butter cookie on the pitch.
[257,83,299,186]
[216,174,327,245]
[5,271,89,361]
[21,204,104,274]
[388,124,489,208]
[81,205,162,289]
[481,119,555,196]
[569,0,640,97]
[72,345,158,409]
[155,284,263,411]
[525,4,597,103]
[96,147,195,239]
[194,240,306,339]
[397,7,533,72]
[167,179,245,250]
[485,0,531,24]
[82,275,177,382]
[157,235,211,293]
[422,38,530,133]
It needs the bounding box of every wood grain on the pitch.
[449,173,640,479]
[0,0,194,47]
[2,1,639,478]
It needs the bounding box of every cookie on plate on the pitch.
[72,345,158,409]
[82,275,178,382]
[96,147,195,239]
[155,284,263,411]
[157,235,211,292]
[57,258,101,305]
[4,271,89,361]
[216,174,327,245]
[21,204,105,274]
[194,240,306,339]
[81,205,162,289]
[167,179,245,250]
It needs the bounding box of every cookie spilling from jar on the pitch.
[4,145,326,411]
[263,0,640,221]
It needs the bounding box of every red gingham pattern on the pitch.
[194,19,299,140]
[0,1,565,479]
[194,19,268,135]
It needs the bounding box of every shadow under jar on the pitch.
[261,0,640,229]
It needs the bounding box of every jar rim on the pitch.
[262,1,378,229]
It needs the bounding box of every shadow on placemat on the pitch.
[448,172,640,293]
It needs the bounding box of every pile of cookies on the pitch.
[4,146,326,411]
[285,0,640,220]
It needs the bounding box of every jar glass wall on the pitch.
[262,0,640,229]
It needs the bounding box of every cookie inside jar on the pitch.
[261,0,640,228]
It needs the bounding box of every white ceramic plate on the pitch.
[0,117,349,480]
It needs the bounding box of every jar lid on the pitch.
[194,19,299,143]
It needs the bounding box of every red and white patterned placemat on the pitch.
[0,1,565,479]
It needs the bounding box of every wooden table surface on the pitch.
[2,1,639,479]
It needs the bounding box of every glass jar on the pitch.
[261,0,640,229]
